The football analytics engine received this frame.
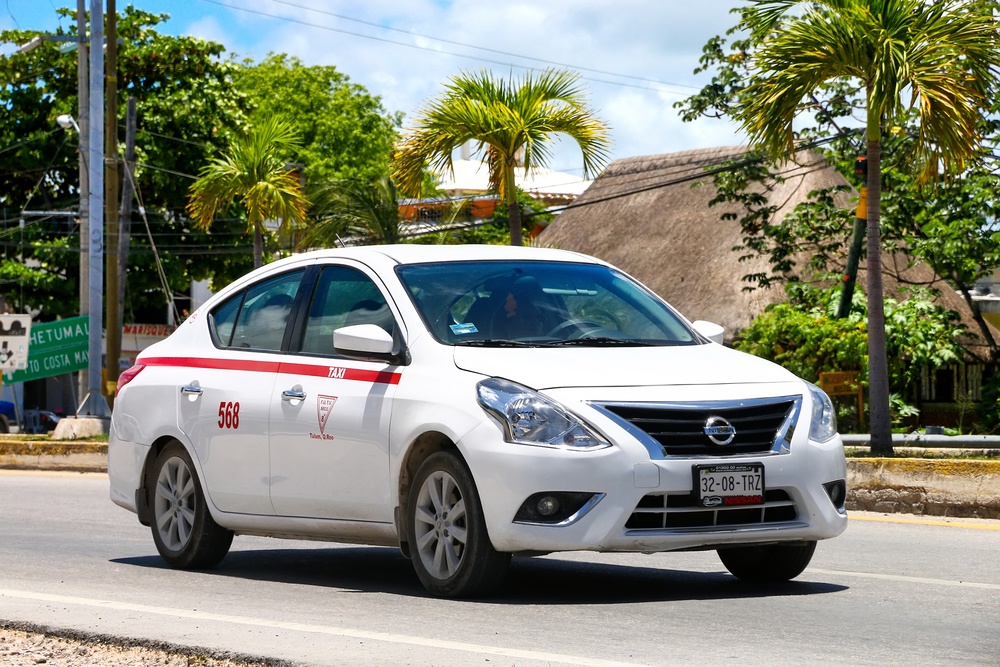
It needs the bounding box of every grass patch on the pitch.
[846,446,1000,460]
[0,432,109,443]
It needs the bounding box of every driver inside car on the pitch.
[492,276,547,339]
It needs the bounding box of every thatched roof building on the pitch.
[538,147,849,335]
[538,146,997,357]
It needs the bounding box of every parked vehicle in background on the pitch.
[109,245,847,597]
[0,400,14,433]
[22,409,61,434]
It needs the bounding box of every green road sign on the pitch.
[5,316,90,384]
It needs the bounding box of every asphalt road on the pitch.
[1,470,998,666]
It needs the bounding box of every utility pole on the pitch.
[76,0,90,406]
[105,0,121,401]
[117,97,137,348]
[79,0,108,417]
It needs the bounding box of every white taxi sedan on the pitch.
[109,244,847,597]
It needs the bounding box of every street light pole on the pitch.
[79,0,108,417]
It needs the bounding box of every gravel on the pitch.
[0,624,290,667]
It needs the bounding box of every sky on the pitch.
[1,0,747,177]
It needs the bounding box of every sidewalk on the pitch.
[2,437,999,520]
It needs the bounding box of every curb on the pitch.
[846,458,1000,520]
[0,441,107,473]
[2,441,999,520]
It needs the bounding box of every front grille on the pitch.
[626,490,797,531]
[599,398,798,456]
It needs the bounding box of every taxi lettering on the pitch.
[328,366,347,379]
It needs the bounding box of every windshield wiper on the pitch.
[454,339,536,348]
[541,337,654,347]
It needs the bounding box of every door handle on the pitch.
[180,384,203,396]
[281,389,307,402]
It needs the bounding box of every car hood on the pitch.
[452,343,799,390]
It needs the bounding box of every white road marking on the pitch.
[807,569,1000,590]
[0,588,644,666]
[0,470,106,478]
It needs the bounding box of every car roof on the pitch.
[287,244,605,268]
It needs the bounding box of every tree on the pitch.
[736,283,965,402]
[0,6,249,320]
[878,132,1000,364]
[681,73,1000,367]
[729,0,1000,455]
[187,117,309,269]
[1,9,406,321]
[234,54,401,187]
[392,68,611,246]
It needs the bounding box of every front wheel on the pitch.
[717,541,816,583]
[407,451,510,597]
[150,442,233,569]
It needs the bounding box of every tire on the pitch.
[150,442,233,569]
[407,451,511,598]
[718,541,817,583]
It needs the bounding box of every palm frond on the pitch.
[391,67,611,200]
[737,0,1000,176]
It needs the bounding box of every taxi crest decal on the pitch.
[317,395,338,436]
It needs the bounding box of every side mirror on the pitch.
[691,320,725,345]
[333,324,394,357]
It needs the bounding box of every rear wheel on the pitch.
[717,541,816,582]
[150,442,233,569]
[407,451,510,598]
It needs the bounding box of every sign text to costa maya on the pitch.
[7,316,89,384]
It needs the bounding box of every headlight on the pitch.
[477,378,610,450]
[807,382,838,442]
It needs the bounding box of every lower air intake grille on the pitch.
[626,490,797,530]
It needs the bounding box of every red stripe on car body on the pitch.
[140,356,402,385]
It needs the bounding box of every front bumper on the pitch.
[460,418,847,554]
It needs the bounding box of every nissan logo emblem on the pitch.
[704,416,736,445]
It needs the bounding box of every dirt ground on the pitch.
[0,626,283,667]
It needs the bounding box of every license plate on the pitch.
[694,464,764,507]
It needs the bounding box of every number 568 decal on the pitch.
[218,401,240,429]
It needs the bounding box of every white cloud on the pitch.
[157,0,750,168]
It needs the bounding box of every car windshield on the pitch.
[396,260,700,347]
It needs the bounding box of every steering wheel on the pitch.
[547,319,604,339]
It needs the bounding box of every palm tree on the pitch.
[393,68,611,246]
[299,176,404,248]
[735,0,1000,455]
[187,117,309,269]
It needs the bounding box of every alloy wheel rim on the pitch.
[154,457,196,551]
[413,470,468,580]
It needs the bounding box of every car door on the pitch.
[268,263,400,522]
[178,269,306,516]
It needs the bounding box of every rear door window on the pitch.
[210,270,305,351]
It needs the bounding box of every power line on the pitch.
[266,0,701,93]
[198,0,696,96]
[141,129,218,151]
[135,161,200,181]
[540,131,861,217]
[0,128,62,156]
